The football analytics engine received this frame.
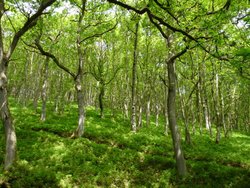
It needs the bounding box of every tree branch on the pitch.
[35,40,76,79]
[107,0,232,62]
[107,0,197,41]
[6,0,56,62]
[105,66,121,85]
[159,74,168,87]
[168,47,189,64]
[79,22,118,44]
[153,0,179,24]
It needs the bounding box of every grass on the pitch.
[0,100,250,187]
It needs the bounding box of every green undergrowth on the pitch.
[0,100,250,187]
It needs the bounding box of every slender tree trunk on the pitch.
[197,82,203,135]
[54,73,64,113]
[199,61,212,136]
[191,100,196,135]
[99,84,105,118]
[146,100,151,126]
[40,57,49,121]
[138,105,143,128]
[203,97,212,136]
[164,65,169,135]
[214,73,221,144]
[167,60,187,176]
[232,86,238,130]
[220,90,227,137]
[131,22,139,132]
[155,104,159,126]
[33,62,43,112]
[178,86,191,145]
[124,102,129,119]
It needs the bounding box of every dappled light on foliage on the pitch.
[0,102,249,187]
[0,0,250,186]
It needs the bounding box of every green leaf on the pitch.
[235,48,250,57]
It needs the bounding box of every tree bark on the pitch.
[178,86,191,145]
[73,77,85,137]
[197,82,203,135]
[138,103,143,128]
[0,64,17,170]
[167,60,187,176]
[214,73,221,144]
[131,22,139,132]
[99,84,105,118]
[199,60,212,136]
[164,64,169,135]
[146,100,151,126]
[124,102,129,119]
[72,0,87,137]
[0,0,56,170]
[155,104,159,126]
[41,57,49,121]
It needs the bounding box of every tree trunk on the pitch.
[138,105,143,128]
[164,65,169,135]
[197,82,203,135]
[131,22,139,132]
[32,62,43,112]
[99,84,105,118]
[191,100,196,135]
[199,61,212,136]
[71,0,87,137]
[214,73,221,144]
[146,100,151,126]
[167,60,187,176]
[178,86,191,145]
[72,78,85,137]
[220,90,227,137]
[0,0,56,170]
[40,57,49,121]
[124,102,129,119]
[0,65,17,170]
[155,104,159,126]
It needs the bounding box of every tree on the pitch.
[88,39,121,118]
[0,0,56,170]
[34,0,117,137]
[131,20,139,132]
[105,0,245,176]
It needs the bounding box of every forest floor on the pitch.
[0,100,250,188]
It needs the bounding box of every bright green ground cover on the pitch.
[0,100,250,187]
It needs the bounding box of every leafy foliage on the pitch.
[1,101,249,187]
[235,47,250,58]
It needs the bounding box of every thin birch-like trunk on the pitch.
[131,22,139,132]
[155,104,159,126]
[178,86,191,145]
[41,57,49,121]
[146,100,151,126]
